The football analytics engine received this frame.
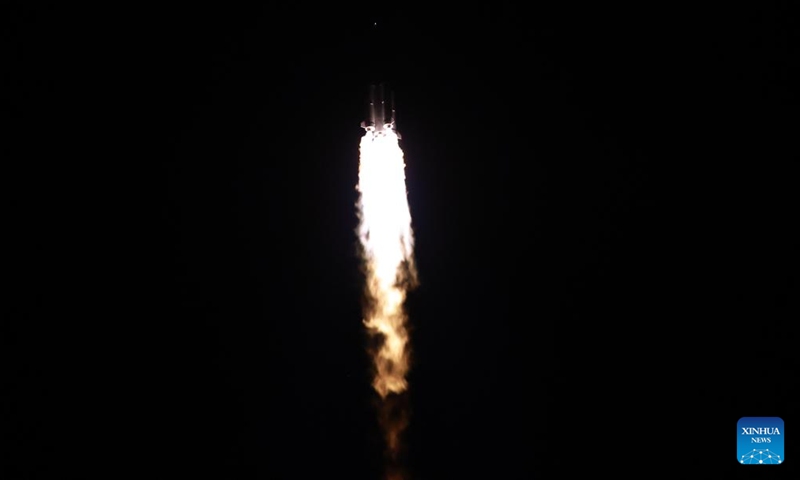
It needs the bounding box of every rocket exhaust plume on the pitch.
[356,85,417,478]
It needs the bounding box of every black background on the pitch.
[5,3,797,478]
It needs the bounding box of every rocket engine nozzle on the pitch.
[362,84,400,138]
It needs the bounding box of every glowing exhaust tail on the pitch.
[356,123,417,475]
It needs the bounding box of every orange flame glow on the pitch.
[356,127,417,474]
[357,128,417,398]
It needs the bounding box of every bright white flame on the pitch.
[357,128,417,399]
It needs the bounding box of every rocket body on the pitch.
[361,84,401,139]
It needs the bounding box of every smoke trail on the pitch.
[356,125,417,477]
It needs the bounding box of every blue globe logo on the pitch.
[740,449,782,464]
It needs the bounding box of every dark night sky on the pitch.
[5,4,797,479]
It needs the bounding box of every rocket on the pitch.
[361,83,401,139]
